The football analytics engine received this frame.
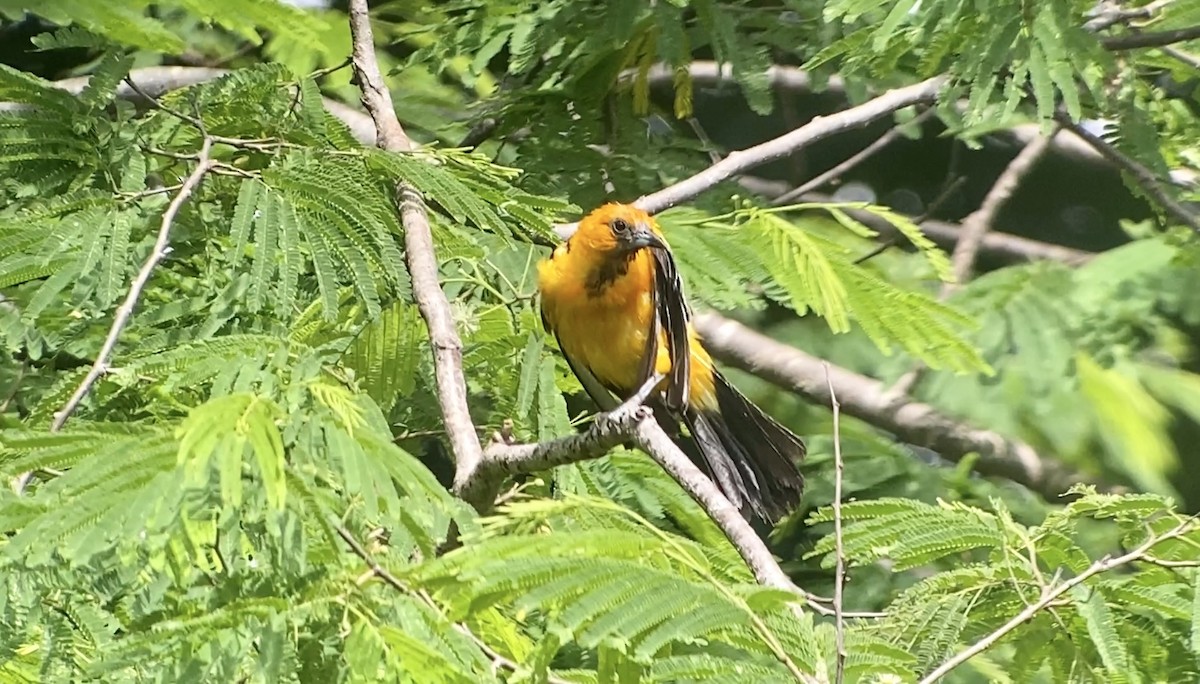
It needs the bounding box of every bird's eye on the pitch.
[611,218,630,235]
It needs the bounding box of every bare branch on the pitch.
[1101,24,1200,50]
[635,78,946,215]
[772,109,937,206]
[467,402,805,595]
[555,77,947,239]
[50,138,216,432]
[1083,0,1172,32]
[694,313,1109,500]
[346,0,486,499]
[454,401,653,509]
[1163,44,1200,68]
[918,515,1200,683]
[741,179,1096,266]
[824,364,847,684]
[641,61,1106,167]
[946,127,1060,292]
[1054,113,1200,234]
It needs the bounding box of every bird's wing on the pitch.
[651,246,691,411]
[635,271,662,391]
[541,304,620,411]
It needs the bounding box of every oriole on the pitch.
[538,203,805,523]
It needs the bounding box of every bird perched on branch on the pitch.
[537,203,806,523]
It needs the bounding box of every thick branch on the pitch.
[346,0,485,495]
[1083,0,1171,32]
[694,313,1106,500]
[31,66,380,145]
[1101,25,1200,50]
[1054,113,1200,234]
[51,138,216,431]
[455,405,651,508]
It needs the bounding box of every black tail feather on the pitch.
[673,371,806,524]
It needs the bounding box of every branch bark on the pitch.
[1054,113,1200,234]
[636,77,946,216]
[740,179,1095,266]
[641,61,1106,167]
[51,138,216,432]
[555,77,947,239]
[771,109,937,207]
[1101,25,1200,50]
[693,312,1108,500]
[946,127,1060,292]
[346,0,486,497]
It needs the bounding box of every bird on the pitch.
[537,202,806,523]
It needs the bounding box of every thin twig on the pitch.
[772,109,936,206]
[1054,113,1200,233]
[823,363,847,684]
[635,77,944,215]
[739,180,1095,266]
[639,60,1106,166]
[50,138,216,432]
[946,126,1059,293]
[346,0,486,501]
[332,523,574,684]
[890,128,1059,396]
[1141,555,1200,568]
[918,516,1199,683]
[849,174,966,265]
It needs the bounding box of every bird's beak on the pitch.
[627,222,666,251]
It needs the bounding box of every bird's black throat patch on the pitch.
[585,250,638,296]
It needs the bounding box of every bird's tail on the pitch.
[680,371,806,524]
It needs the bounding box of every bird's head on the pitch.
[569,203,667,256]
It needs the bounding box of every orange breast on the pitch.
[539,248,717,409]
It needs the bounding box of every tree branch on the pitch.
[555,77,947,238]
[1101,24,1200,50]
[641,61,1106,167]
[1083,0,1172,31]
[918,514,1199,683]
[891,128,1058,402]
[1054,113,1200,234]
[693,312,1108,500]
[50,138,216,432]
[771,109,937,207]
[946,127,1059,292]
[332,522,576,684]
[346,0,486,498]
[453,376,815,603]
[636,78,945,215]
[824,364,847,684]
[740,179,1096,266]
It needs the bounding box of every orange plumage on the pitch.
[538,203,805,523]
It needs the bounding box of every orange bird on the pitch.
[538,203,805,523]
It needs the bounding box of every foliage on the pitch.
[1,0,1199,682]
